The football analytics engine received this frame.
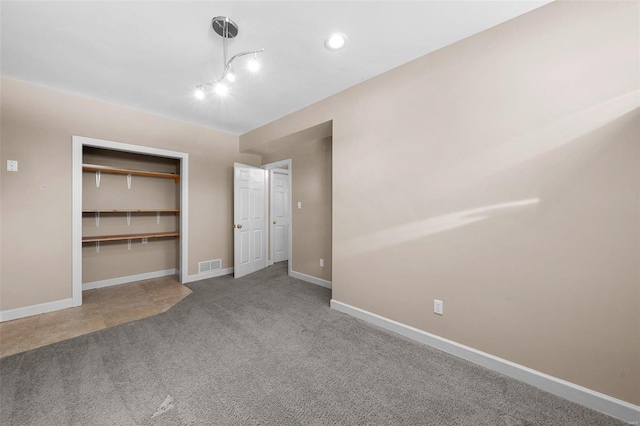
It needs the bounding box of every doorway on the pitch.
[263,159,293,276]
[232,160,293,279]
[270,167,290,264]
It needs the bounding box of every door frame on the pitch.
[71,136,189,307]
[262,159,292,277]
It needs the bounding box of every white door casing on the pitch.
[234,163,267,278]
[271,169,290,263]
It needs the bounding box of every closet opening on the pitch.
[72,136,189,307]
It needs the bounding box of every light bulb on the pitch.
[214,82,228,96]
[247,58,260,72]
[226,71,236,82]
[194,88,205,100]
[325,33,347,50]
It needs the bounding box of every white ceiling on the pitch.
[1,1,551,135]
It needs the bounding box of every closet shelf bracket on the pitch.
[95,212,100,227]
[127,173,132,189]
[127,238,132,250]
[95,170,101,188]
[157,211,161,225]
[127,211,132,226]
[95,241,100,253]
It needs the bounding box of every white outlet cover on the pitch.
[7,160,18,172]
[434,299,444,315]
[297,201,302,209]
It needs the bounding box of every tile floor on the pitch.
[0,275,191,358]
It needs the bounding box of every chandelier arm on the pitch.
[221,48,265,79]
[195,48,264,90]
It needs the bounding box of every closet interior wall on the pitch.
[82,147,180,284]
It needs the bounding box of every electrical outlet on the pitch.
[6,160,18,172]
[320,259,324,267]
[297,201,302,209]
[434,299,443,315]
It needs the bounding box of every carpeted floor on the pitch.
[0,262,626,425]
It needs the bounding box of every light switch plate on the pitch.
[434,299,444,315]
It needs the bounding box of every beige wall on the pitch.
[241,1,640,405]
[262,137,332,281]
[0,77,260,310]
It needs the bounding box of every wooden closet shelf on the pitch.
[83,209,180,215]
[82,232,180,243]
[83,164,180,182]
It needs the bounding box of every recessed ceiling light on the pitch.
[325,33,347,50]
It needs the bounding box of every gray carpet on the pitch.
[0,262,626,425]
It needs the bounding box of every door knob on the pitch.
[236,224,243,229]
[273,221,276,224]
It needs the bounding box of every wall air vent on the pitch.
[199,259,222,274]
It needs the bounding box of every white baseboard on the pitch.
[83,269,177,291]
[186,267,233,283]
[330,299,640,425]
[290,270,332,289]
[0,298,73,322]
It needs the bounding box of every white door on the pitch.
[271,169,290,263]
[234,163,267,278]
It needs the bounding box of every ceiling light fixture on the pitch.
[325,33,347,50]
[247,53,260,72]
[195,16,264,98]
[214,82,229,96]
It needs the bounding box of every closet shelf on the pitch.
[82,232,180,243]
[83,209,179,215]
[83,164,180,182]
